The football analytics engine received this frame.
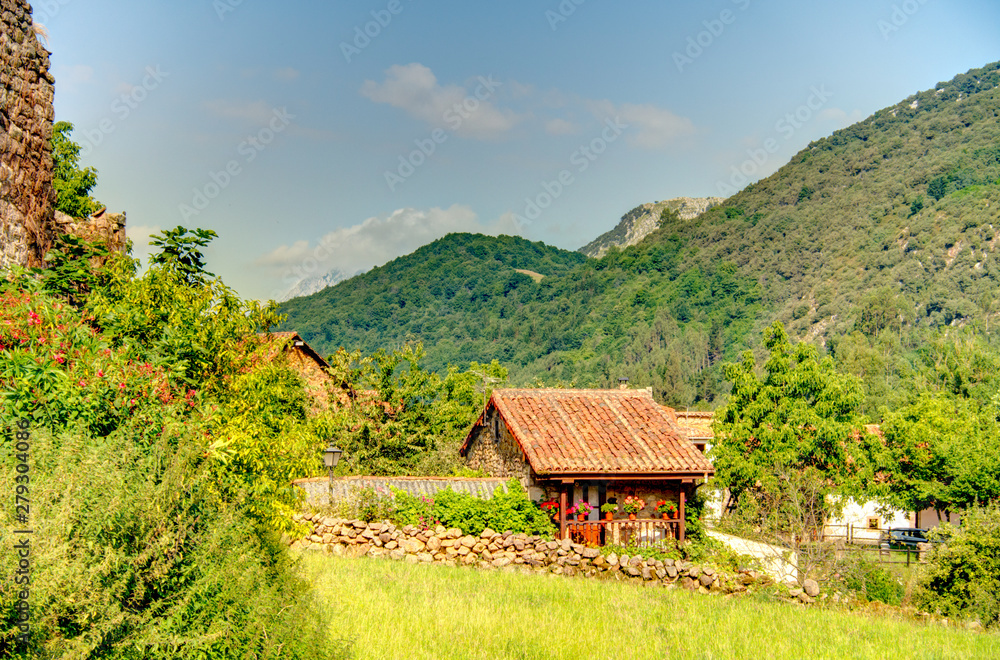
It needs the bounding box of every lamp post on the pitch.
[323,443,342,505]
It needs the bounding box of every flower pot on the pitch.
[577,514,586,521]
[604,512,613,521]
[628,513,636,521]
[661,513,669,520]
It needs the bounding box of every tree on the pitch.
[880,393,1000,516]
[37,233,109,308]
[712,322,874,509]
[149,225,219,285]
[50,121,102,218]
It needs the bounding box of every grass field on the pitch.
[300,554,999,660]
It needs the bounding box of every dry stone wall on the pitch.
[292,512,775,596]
[1,0,56,269]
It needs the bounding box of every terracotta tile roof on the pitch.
[674,410,715,440]
[462,388,714,476]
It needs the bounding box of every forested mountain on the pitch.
[280,62,1000,410]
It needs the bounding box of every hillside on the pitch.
[280,62,1000,409]
[579,197,724,258]
[278,233,589,370]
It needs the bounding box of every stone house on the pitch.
[459,387,714,544]
[259,331,339,411]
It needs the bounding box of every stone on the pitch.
[626,566,641,577]
[803,579,820,598]
[797,592,815,604]
[641,567,654,580]
[789,588,804,598]
[404,554,419,564]
[461,536,477,548]
[367,547,385,559]
[448,528,463,539]
[417,552,434,563]
[481,528,497,539]
[593,555,607,568]
[492,557,512,568]
[606,553,619,567]
[703,567,715,577]
[581,547,600,559]
[402,538,425,554]
[680,577,697,591]
[699,574,714,588]
[389,548,405,561]
[385,540,398,550]
[426,536,442,552]
[666,566,678,579]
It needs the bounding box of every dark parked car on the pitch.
[879,527,936,550]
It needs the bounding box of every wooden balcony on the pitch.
[562,518,684,548]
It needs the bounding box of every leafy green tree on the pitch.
[148,226,219,285]
[50,121,102,218]
[712,322,874,510]
[879,394,1000,516]
[928,175,948,201]
[320,344,506,476]
[916,505,1000,627]
[36,233,109,308]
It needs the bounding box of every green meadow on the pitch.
[301,554,999,660]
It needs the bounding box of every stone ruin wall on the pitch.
[1,0,56,269]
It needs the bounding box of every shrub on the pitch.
[389,481,555,537]
[916,505,1000,626]
[831,553,905,605]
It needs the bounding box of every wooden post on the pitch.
[559,488,568,540]
[679,490,686,543]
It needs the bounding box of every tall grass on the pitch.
[302,554,998,660]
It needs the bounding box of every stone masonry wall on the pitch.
[464,408,534,494]
[1,0,56,269]
[292,513,779,597]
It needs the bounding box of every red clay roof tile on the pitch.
[463,388,714,476]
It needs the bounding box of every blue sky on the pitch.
[40,0,1000,299]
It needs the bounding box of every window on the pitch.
[867,517,880,530]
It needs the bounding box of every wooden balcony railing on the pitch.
[562,518,683,548]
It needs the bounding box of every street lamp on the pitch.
[323,443,342,504]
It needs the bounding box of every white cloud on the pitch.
[274,67,300,81]
[360,63,523,140]
[256,204,521,291]
[588,100,695,149]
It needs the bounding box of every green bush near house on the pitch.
[328,479,557,537]
[917,505,1000,627]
